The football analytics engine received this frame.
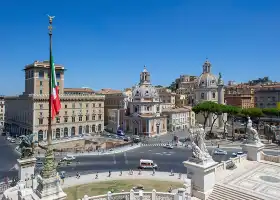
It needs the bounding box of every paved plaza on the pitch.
[219,162,280,200]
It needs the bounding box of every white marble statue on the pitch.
[245,117,262,145]
[189,124,212,162]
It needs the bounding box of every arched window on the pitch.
[56,128,60,139]
[212,92,216,99]
[71,127,75,136]
[79,126,83,135]
[98,124,102,132]
[64,127,68,137]
[201,93,204,99]
[38,130,44,141]
[92,125,96,133]
[85,125,89,133]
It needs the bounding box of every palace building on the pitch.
[4,60,105,141]
[120,67,167,137]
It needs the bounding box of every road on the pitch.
[47,146,258,177]
[1,132,280,180]
[0,136,20,180]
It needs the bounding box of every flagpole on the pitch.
[48,16,53,146]
[41,15,57,179]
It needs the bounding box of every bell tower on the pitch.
[202,59,211,74]
[139,65,151,86]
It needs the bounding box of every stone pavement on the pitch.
[217,161,280,200]
[61,171,185,189]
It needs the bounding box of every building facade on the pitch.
[156,87,176,109]
[225,84,255,108]
[97,88,132,126]
[0,96,4,133]
[121,67,167,137]
[254,83,280,108]
[5,60,105,141]
[194,59,226,128]
[175,75,198,105]
[162,107,193,131]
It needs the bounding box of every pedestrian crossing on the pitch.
[140,143,169,147]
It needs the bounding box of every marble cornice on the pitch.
[28,94,105,102]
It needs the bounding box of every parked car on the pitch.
[62,155,76,161]
[10,139,16,143]
[164,144,174,149]
[214,149,227,155]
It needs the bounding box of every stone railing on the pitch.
[79,189,190,200]
[260,151,280,163]
[215,154,247,173]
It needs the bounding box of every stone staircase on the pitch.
[207,184,265,200]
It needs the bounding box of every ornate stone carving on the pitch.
[18,133,35,159]
[188,124,213,163]
[244,117,262,145]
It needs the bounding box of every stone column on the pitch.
[217,84,224,128]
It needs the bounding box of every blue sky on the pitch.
[1,0,280,95]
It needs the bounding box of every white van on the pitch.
[138,159,158,169]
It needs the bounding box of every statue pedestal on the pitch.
[183,158,218,200]
[241,143,265,161]
[17,157,37,181]
[35,175,67,200]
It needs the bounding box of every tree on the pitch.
[155,85,163,88]
[208,103,222,136]
[220,105,241,139]
[241,107,264,131]
[167,81,177,92]
[192,101,218,129]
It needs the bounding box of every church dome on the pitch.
[197,59,218,88]
[197,73,218,88]
[132,85,159,99]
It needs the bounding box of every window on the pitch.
[156,106,160,112]
[72,110,75,115]
[72,116,75,122]
[31,70,34,77]
[40,81,43,86]
[92,115,96,120]
[212,92,216,98]
[65,104,67,108]
[201,93,204,99]
[57,82,60,86]
[64,117,68,123]
[39,104,43,109]
[98,114,102,120]
[39,71,44,78]
[56,72,61,79]
[56,117,60,123]
[92,103,95,107]
[86,115,89,121]
[99,103,102,107]
[65,111,68,115]
[79,116,83,121]
[72,103,75,108]
[79,103,82,108]
[38,118,43,125]
[40,90,43,94]
[86,103,89,108]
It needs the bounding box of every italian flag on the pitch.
[51,55,61,119]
